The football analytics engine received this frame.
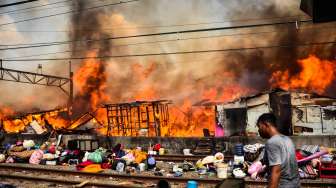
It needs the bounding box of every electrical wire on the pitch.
[0,0,38,8]
[0,14,308,32]
[0,19,313,50]
[5,24,336,59]
[0,0,71,15]
[3,41,335,62]
[0,0,139,27]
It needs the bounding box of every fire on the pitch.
[0,50,111,133]
[0,107,22,133]
[202,85,253,102]
[162,85,252,137]
[95,108,108,135]
[0,107,15,119]
[73,51,110,112]
[0,108,69,133]
[271,55,336,94]
[44,113,69,130]
[3,119,25,133]
[165,100,215,137]
[7,53,334,137]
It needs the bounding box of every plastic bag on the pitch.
[0,154,6,163]
[82,151,90,162]
[88,150,103,163]
[23,140,35,149]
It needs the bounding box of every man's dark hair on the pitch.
[257,113,277,127]
[156,180,170,188]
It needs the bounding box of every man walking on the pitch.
[257,113,300,188]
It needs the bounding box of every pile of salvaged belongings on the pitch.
[191,143,336,180]
[1,139,335,180]
[76,144,150,173]
[216,143,336,180]
[296,145,336,179]
[1,139,64,165]
[0,139,159,174]
[193,152,227,178]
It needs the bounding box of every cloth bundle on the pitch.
[29,150,44,164]
[9,150,34,159]
[76,161,103,173]
[122,152,135,165]
[9,146,25,152]
[133,150,147,164]
[43,153,55,160]
[299,164,318,179]
[80,164,103,173]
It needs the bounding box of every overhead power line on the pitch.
[0,0,139,27]
[0,19,313,50]
[0,0,70,15]
[0,14,308,32]
[5,24,336,59]
[0,0,38,8]
[3,41,335,62]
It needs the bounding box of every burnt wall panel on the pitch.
[270,92,292,135]
[225,108,247,136]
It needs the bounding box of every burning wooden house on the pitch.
[0,108,69,134]
[1,100,172,137]
[216,89,336,136]
[104,100,171,137]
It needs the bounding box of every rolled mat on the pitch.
[297,150,328,164]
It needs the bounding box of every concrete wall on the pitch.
[99,135,336,154]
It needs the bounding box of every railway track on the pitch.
[0,163,224,188]
[1,163,335,188]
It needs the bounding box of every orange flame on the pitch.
[0,108,69,133]
[73,51,110,110]
[7,50,324,136]
[271,55,336,94]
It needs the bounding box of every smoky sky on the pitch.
[1,0,335,113]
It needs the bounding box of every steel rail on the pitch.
[0,173,138,188]
[0,164,223,184]
[245,178,336,187]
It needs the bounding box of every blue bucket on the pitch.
[234,143,244,156]
[187,180,198,188]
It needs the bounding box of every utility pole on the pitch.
[68,61,74,123]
